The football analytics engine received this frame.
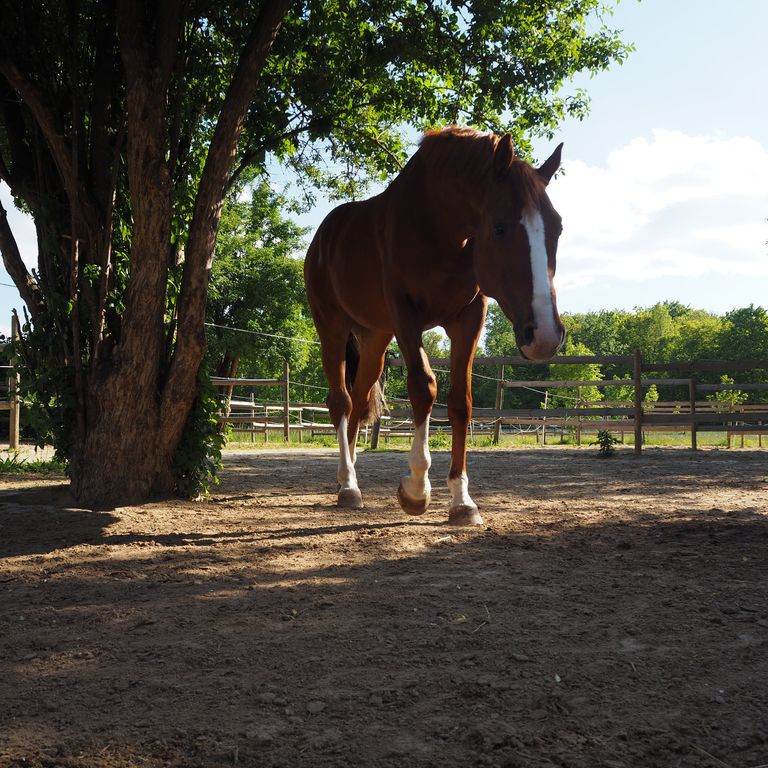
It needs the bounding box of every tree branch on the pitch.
[161,0,294,433]
[0,199,44,317]
[0,57,77,202]
[115,0,181,375]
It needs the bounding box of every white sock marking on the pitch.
[448,472,476,510]
[401,417,432,501]
[336,415,359,491]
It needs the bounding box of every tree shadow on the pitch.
[2,494,767,767]
[0,484,119,558]
[2,449,768,766]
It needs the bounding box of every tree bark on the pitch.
[0,201,43,317]
[70,2,291,505]
[160,0,293,449]
[1,1,292,507]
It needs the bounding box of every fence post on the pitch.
[283,359,290,443]
[371,356,387,450]
[633,349,643,455]
[689,379,697,450]
[493,363,504,445]
[9,314,20,450]
[576,386,582,446]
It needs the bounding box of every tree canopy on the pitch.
[478,301,768,407]
[0,0,633,503]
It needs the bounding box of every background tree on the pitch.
[707,375,749,412]
[0,0,632,504]
[207,179,312,381]
[481,301,549,408]
[547,340,603,408]
[716,305,768,399]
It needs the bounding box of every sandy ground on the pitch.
[1,446,767,768]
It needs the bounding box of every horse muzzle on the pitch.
[518,325,566,362]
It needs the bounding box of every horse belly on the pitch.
[331,255,393,332]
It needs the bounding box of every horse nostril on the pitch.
[523,324,536,347]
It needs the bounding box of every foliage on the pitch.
[258,0,634,200]
[644,384,659,406]
[0,452,68,474]
[207,178,314,376]
[0,1,633,502]
[480,302,549,408]
[173,372,228,499]
[603,375,633,403]
[707,375,748,410]
[547,340,603,408]
[429,429,451,450]
[482,301,768,409]
[593,429,619,457]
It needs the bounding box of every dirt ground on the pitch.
[1,446,767,768]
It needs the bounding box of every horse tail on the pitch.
[345,333,386,426]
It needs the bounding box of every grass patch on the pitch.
[223,428,768,452]
[0,452,68,475]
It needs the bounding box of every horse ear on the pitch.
[537,142,563,184]
[493,133,515,179]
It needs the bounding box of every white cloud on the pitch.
[548,130,768,291]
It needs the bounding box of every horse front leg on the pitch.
[396,332,437,515]
[444,295,487,526]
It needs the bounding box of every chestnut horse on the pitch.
[304,127,565,525]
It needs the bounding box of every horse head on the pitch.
[474,135,566,362]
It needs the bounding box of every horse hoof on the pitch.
[397,482,431,515]
[448,505,484,526]
[338,487,363,509]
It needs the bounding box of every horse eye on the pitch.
[493,224,505,237]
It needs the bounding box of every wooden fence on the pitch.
[1,316,21,450]
[214,352,768,451]
[382,353,768,452]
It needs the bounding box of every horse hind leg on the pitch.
[316,326,363,509]
[346,331,391,466]
[335,415,363,509]
[323,329,391,510]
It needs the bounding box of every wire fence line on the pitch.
[206,319,602,408]
[205,322,322,345]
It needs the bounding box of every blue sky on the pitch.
[2,0,767,334]
[534,0,768,316]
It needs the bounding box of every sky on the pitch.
[1,0,767,335]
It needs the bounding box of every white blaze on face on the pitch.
[521,208,559,346]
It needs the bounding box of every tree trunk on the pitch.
[70,358,191,505]
[1,1,292,508]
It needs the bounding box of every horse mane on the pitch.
[417,126,543,212]
[419,126,496,176]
